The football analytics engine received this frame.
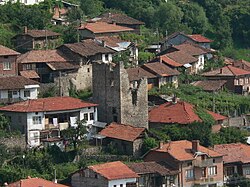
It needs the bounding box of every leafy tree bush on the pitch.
[141,137,158,154]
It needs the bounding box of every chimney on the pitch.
[101,40,106,47]
[192,140,200,152]
[220,68,223,74]
[159,141,164,149]
[24,26,28,34]
[172,94,177,104]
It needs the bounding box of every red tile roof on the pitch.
[22,29,60,38]
[8,177,68,187]
[97,13,144,25]
[165,51,198,65]
[0,45,20,56]
[62,39,115,57]
[143,62,180,77]
[214,143,250,164]
[79,22,134,34]
[149,140,222,161]
[203,65,250,77]
[173,42,208,56]
[192,80,227,92]
[126,67,156,81]
[160,55,183,67]
[128,161,179,176]
[207,110,227,121]
[149,101,202,124]
[96,36,126,47]
[0,96,97,113]
[0,76,39,90]
[17,50,70,64]
[187,34,213,43]
[99,122,145,142]
[88,161,139,180]
[149,101,227,124]
[20,70,40,79]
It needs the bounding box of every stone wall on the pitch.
[92,62,148,129]
[0,135,26,150]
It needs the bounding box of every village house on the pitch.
[202,65,250,94]
[0,45,20,77]
[17,49,78,85]
[57,39,115,91]
[95,36,139,66]
[128,161,180,187]
[78,21,134,40]
[149,100,227,133]
[127,62,180,90]
[161,32,213,51]
[52,1,79,25]
[214,143,250,185]
[71,161,139,187]
[0,0,43,5]
[144,140,224,187]
[12,27,61,52]
[93,12,145,34]
[92,62,148,129]
[159,42,211,74]
[192,80,228,93]
[0,96,98,148]
[5,176,69,187]
[232,59,250,71]
[97,122,146,157]
[0,76,39,104]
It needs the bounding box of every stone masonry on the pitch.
[92,62,148,129]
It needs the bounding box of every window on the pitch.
[113,185,117,187]
[24,90,30,97]
[120,184,123,187]
[25,64,32,70]
[90,113,94,120]
[105,54,109,61]
[187,162,192,166]
[185,169,194,179]
[3,62,11,70]
[202,167,206,177]
[226,166,235,176]
[87,68,90,73]
[244,166,250,175]
[208,166,217,176]
[246,78,249,84]
[33,116,42,125]
[113,115,118,122]
[84,113,88,121]
[8,91,18,98]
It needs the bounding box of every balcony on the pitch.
[193,159,214,167]
[194,177,215,185]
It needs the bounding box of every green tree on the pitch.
[80,0,104,17]
[141,137,158,154]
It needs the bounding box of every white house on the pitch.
[71,161,139,187]
[0,96,98,148]
[0,76,39,104]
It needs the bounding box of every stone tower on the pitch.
[92,62,148,129]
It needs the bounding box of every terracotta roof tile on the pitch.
[192,80,227,92]
[165,51,198,65]
[173,42,208,56]
[79,22,134,34]
[99,122,145,142]
[187,34,213,43]
[128,161,179,176]
[23,29,60,38]
[8,177,68,187]
[46,62,79,71]
[149,101,202,124]
[160,55,183,67]
[214,143,250,164]
[0,76,39,90]
[17,50,69,64]
[0,45,20,56]
[126,67,156,81]
[233,59,250,71]
[62,39,115,57]
[88,161,139,180]
[0,96,97,112]
[143,62,180,77]
[96,36,126,47]
[151,140,222,161]
[20,70,40,79]
[98,13,144,25]
[149,101,226,124]
[202,65,250,77]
